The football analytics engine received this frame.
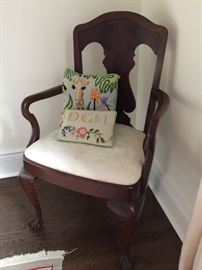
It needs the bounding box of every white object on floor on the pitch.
[25,124,145,186]
[0,250,68,270]
[178,179,202,270]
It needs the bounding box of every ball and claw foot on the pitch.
[28,215,43,231]
[120,254,133,270]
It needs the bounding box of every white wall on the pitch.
[0,1,141,177]
[137,0,202,239]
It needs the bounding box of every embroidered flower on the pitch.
[61,125,75,137]
[70,131,76,137]
[61,126,105,143]
[90,88,100,102]
[100,95,110,111]
[100,95,109,105]
[76,127,88,138]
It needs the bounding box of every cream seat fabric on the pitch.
[25,124,145,186]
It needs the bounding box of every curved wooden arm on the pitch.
[141,88,169,192]
[21,85,62,147]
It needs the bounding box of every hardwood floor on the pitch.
[0,178,181,269]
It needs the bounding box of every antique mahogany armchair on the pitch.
[19,12,169,270]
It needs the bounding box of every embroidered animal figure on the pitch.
[72,77,90,109]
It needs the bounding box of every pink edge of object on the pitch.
[27,266,53,270]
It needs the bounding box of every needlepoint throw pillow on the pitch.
[62,68,120,112]
[57,110,117,147]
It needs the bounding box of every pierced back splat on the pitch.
[73,11,168,126]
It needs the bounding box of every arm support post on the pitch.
[141,88,169,192]
[21,85,62,147]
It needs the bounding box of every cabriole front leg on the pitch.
[108,195,146,270]
[18,167,42,231]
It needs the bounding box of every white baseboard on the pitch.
[149,160,192,241]
[0,152,23,179]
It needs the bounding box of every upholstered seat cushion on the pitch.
[25,124,145,186]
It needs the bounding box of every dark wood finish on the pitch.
[0,178,181,270]
[21,85,62,147]
[74,11,168,126]
[108,194,146,270]
[142,89,169,193]
[18,168,42,231]
[23,156,140,201]
[19,12,169,270]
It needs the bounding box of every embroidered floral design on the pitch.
[76,127,88,138]
[87,87,101,110]
[100,95,110,111]
[70,131,76,137]
[90,88,100,102]
[61,125,105,143]
[61,126,75,137]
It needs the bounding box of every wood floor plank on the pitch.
[0,178,181,269]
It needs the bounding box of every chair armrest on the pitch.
[144,88,169,153]
[21,85,62,147]
[140,89,169,193]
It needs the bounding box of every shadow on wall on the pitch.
[0,116,14,155]
[145,3,201,180]
[0,95,25,154]
[154,3,178,170]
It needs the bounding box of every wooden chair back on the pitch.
[73,11,168,127]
